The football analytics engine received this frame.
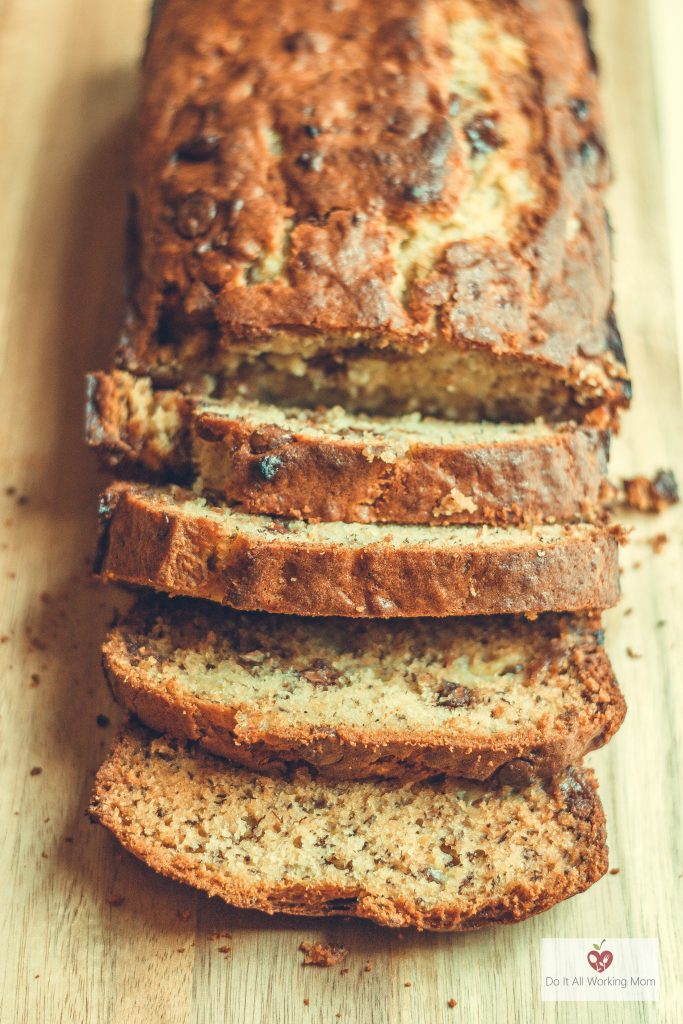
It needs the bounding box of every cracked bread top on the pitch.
[117,0,629,422]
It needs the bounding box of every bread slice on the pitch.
[90,723,609,931]
[118,0,630,424]
[86,370,610,526]
[104,595,625,782]
[95,482,620,617]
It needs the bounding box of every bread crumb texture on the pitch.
[90,724,608,931]
[104,596,625,780]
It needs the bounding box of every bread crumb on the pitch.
[626,647,642,659]
[107,896,125,907]
[30,673,40,687]
[364,960,373,973]
[621,470,679,513]
[300,941,347,966]
[647,532,668,554]
[404,981,412,988]
[610,868,620,875]
[448,998,457,1008]
[434,487,477,517]
[303,999,310,1007]
[30,766,42,776]
[217,946,231,955]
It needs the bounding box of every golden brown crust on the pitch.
[86,371,610,525]
[95,482,621,616]
[116,0,630,421]
[103,596,626,782]
[89,724,609,931]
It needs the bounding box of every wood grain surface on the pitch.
[0,1,681,1021]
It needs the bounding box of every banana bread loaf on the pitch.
[95,482,621,616]
[90,723,609,931]
[117,0,629,424]
[104,595,625,781]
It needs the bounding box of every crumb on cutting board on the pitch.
[299,941,347,967]
[622,469,679,513]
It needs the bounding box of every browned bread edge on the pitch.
[94,483,621,617]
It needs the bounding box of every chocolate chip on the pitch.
[404,183,433,203]
[304,124,320,138]
[652,469,679,504]
[605,308,626,366]
[465,114,504,155]
[560,772,594,819]
[256,455,282,481]
[580,133,606,169]
[283,30,318,53]
[569,97,590,121]
[176,191,217,239]
[176,134,220,162]
[301,659,342,687]
[435,682,475,708]
[495,759,535,787]
[295,151,324,172]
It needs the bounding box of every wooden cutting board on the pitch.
[0,1,681,1021]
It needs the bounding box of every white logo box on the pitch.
[541,939,659,1002]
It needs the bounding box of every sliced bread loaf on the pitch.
[104,595,625,782]
[95,483,621,617]
[86,370,610,526]
[90,724,608,931]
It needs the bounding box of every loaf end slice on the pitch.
[90,724,609,931]
[86,370,611,526]
[94,482,621,617]
[104,595,625,782]
[119,0,630,424]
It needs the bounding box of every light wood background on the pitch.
[0,1,681,1021]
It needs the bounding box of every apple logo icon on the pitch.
[587,939,613,973]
